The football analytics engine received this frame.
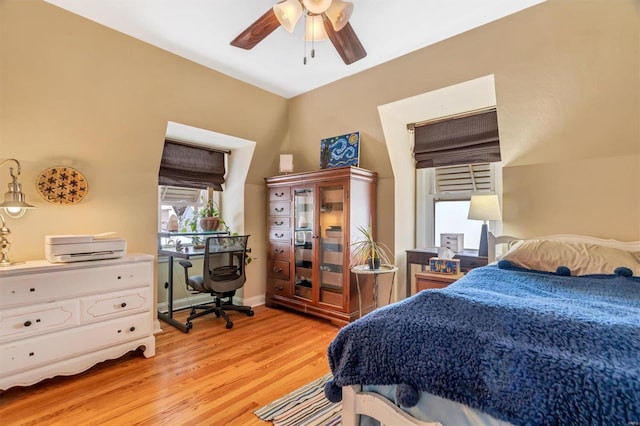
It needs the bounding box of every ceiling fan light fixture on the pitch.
[325,0,352,31]
[273,0,303,33]
[302,0,332,15]
[304,14,329,41]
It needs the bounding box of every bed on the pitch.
[324,234,640,426]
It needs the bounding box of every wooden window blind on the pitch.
[412,109,501,169]
[158,140,226,191]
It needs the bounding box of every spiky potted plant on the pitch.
[351,224,393,270]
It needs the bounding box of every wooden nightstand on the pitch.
[415,271,465,293]
[405,248,488,297]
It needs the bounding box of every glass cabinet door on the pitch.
[293,187,314,301]
[318,184,345,307]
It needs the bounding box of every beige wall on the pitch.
[288,0,640,261]
[1,1,288,302]
[2,0,638,308]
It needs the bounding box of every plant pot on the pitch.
[368,258,381,270]
[199,217,220,231]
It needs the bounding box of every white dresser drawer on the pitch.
[0,312,152,377]
[81,287,152,323]
[0,262,151,309]
[0,301,80,343]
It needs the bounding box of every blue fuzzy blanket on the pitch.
[327,266,640,425]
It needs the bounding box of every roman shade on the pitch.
[159,140,226,191]
[412,109,501,168]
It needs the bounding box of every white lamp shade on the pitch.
[305,15,329,41]
[467,194,501,221]
[302,0,332,14]
[273,0,303,33]
[325,0,352,31]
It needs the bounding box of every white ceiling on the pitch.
[43,0,545,99]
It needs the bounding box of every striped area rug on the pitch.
[254,373,341,426]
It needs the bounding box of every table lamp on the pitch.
[467,194,501,257]
[0,158,35,266]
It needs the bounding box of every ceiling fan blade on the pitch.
[322,15,366,65]
[231,8,281,50]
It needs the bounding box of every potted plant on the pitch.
[185,198,225,232]
[351,224,393,270]
[198,198,222,231]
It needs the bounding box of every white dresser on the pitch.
[0,254,156,390]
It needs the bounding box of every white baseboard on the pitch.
[157,293,265,313]
[157,294,215,313]
[243,294,266,307]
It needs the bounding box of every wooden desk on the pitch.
[405,248,488,296]
[157,231,228,333]
[157,246,206,333]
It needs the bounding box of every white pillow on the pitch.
[501,239,640,276]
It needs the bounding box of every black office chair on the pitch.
[179,235,254,329]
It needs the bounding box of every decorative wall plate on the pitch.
[36,166,88,205]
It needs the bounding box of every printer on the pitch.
[45,235,127,263]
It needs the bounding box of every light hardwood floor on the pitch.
[0,306,340,426]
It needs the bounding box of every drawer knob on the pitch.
[121,302,127,308]
[275,233,284,238]
[274,249,284,254]
[275,220,284,226]
[274,285,284,291]
[24,320,32,327]
[129,326,136,332]
[275,192,284,197]
[272,267,283,273]
[274,207,284,213]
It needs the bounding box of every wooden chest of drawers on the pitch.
[265,167,378,326]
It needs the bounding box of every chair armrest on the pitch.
[179,260,192,269]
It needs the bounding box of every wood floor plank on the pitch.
[0,306,339,425]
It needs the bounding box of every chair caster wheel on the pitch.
[247,310,254,317]
[186,322,193,330]
[215,311,221,318]
[226,321,233,329]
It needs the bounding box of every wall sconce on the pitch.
[0,158,35,218]
[467,193,501,257]
[0,159,35,267]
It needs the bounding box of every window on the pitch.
[158,186,222,231]
[157,138,227,241]
[417,162,502,250]
[412,107,502,251]
[159,186,204,232]
[434,200,478,249]
[158,185,223,249]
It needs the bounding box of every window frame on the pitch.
[417,162,502,249]
[158,185,221,234]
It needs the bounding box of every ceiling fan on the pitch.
[230,0,366,65]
